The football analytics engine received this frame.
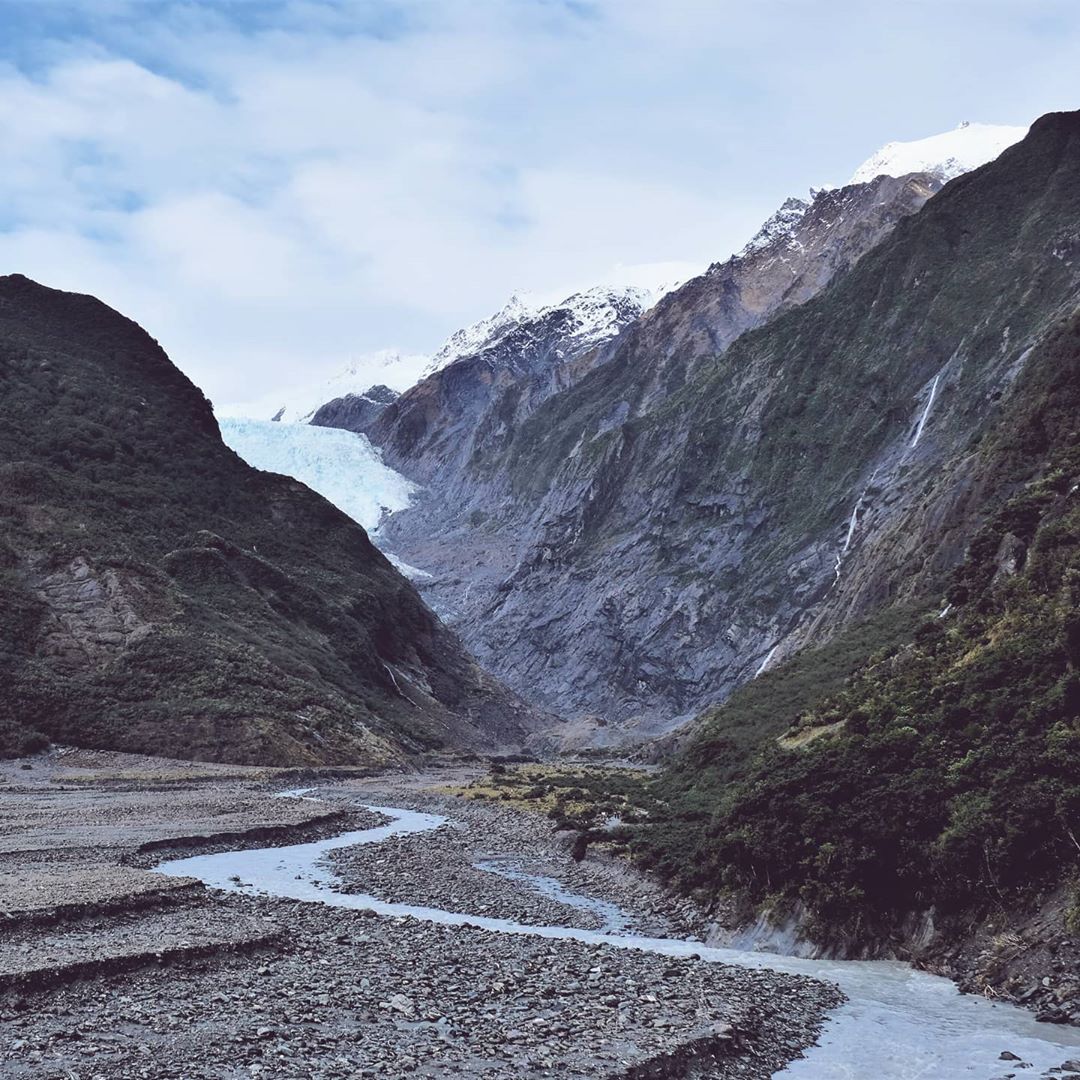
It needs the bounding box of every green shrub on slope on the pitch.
[634,313,1080,938]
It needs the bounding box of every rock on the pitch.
[385,994,415,1017]
[310,386,399,435]
[0,771,843,1080]
[371,172,949,734]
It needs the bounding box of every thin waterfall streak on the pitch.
[755,644,780,678]
[911,374,940,448]
[842,502,860,554]
[383,663,418,707]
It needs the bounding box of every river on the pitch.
[156,798,1080,1079]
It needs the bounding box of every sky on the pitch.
[0,1,1077,406]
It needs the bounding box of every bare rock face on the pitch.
[309,384,398,435]
[991,533,1027,586]
[575,172,943,421]
[367,288,652,486]
[373,173,946,730]
[31,557,156,668]
[376,114,1080,737]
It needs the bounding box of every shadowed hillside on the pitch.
[0,275,538,764]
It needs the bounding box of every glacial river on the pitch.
[156,798,1080,1079]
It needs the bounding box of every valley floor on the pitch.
[0,751,836,1079]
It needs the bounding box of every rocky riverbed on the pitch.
[1,893,839,1079]
[325,785,698,937]
[0,750,843,1079]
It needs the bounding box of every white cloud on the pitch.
[0,0,1076,403]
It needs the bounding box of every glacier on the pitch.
[218,418,423,573]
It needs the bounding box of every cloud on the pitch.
[0,0,1076,404]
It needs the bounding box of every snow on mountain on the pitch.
[735,122,1026,264]
[850,121,1028,185]
[421,293,536,377]
[223,277,685,429]
[740,196,811,256]
[418,284,662,380]
[218,418,427,577]
[553,285,658,351]
[218,349,428,424]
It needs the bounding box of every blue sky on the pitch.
[0,0,1077,403]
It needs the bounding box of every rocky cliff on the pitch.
[488,112,1077,733]
[627,300,1080,1018]
[373,168,961,735]
[0,276,538,764]
[310,384,399,435]
[368,287,655,485]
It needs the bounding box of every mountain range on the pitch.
[3,112,1078,987]
[291,121,1044,746]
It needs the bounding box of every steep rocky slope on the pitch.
[0,275,537,764]
[377,115,1078,740]
[375,168,957,732]
[486,111,1077,730]
[309,384,398,434]
[366,287,656,485]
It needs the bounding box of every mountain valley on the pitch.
[3,106,1080,1079]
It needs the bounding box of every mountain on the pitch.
[309,384,399,435]
[501,112,1074,728]
[0,275,538,764]
[524,108,1080,979]
[315,286,659,477]
[371,164,959,733]
[849,120,1027,184]
[628,270,1080,1009]
[413,110,1077,1007]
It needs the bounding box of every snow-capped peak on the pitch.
[849,121,1028,185]
[739,196,811,256]
[419,284,657,379]
[552,284,655,346]
[422,293,538,377]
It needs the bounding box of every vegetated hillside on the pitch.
[627,310,1080,1008]
[376,171,947,732]
[0,275,537,764]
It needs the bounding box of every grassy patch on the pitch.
[442,763,659,831]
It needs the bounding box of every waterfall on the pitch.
[910,374,940,449]
[754,643,780,678]
[383,663,418,707]
[841,502,860,554]
[831,374,941,593]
